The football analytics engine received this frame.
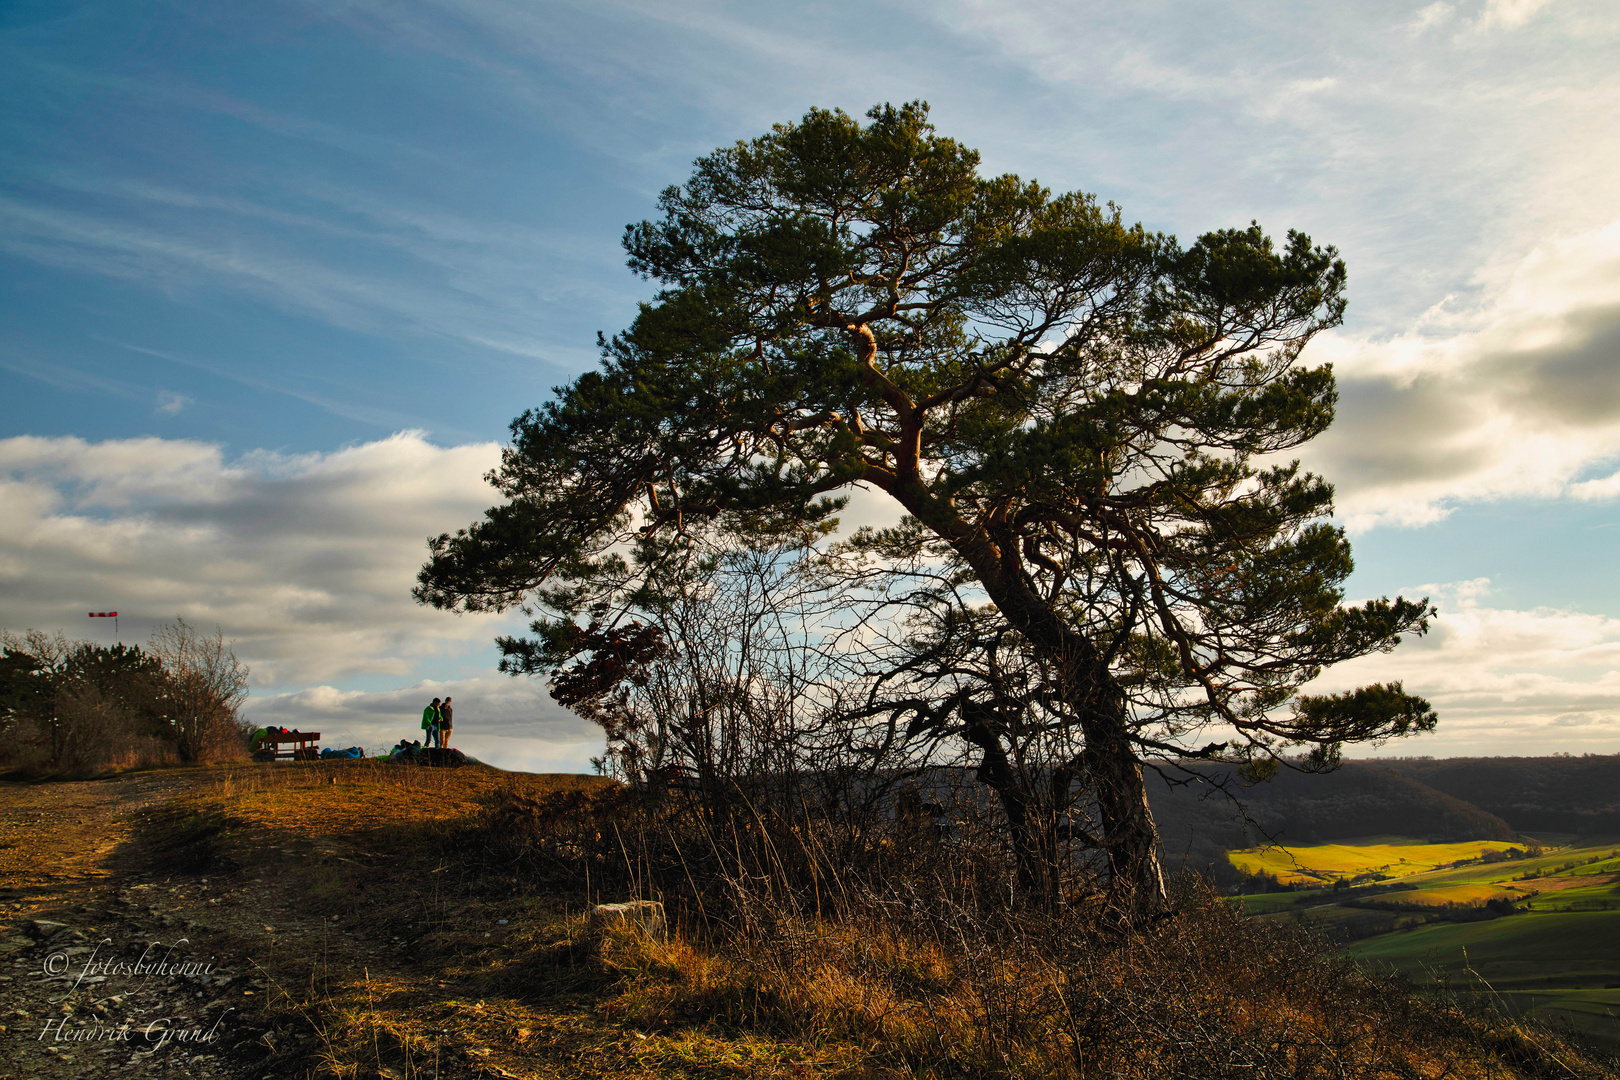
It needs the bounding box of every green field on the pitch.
[1349,909,1620,987]
[1502,990,1620,1050]
[1236,836,1620,1049]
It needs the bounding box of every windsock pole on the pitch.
[88,611,119,644]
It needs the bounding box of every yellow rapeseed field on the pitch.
[1227,837,1524,885]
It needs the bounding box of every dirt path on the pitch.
[0,764,626,1080]
[0,770,279,1080]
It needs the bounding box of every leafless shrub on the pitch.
[147,617,250,762]
[48,680,142,774]
[1,620,250,775]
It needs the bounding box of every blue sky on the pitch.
[3,0,1619,767]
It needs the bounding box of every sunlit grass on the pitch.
[201,758,605,837]
[1397,883,1528,906]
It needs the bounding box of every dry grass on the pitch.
[199,758,606,834]
[589,892,1619,1079]
[127,762,1618,1080]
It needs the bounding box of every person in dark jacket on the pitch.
[439,697,453,748]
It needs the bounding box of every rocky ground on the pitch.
[0,771,289,1079]
[0,764,640,1080]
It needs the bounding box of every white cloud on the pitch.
[1414,0,1556,32]
[1411,2,1455,31]
[1479,0,1556,30]
[155,390,191,416]
[1303,219,1620,529]
[1316,579,1620,755]
[1570,471,1620,501]
[0,431,516,687]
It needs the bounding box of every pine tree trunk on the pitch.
[1080,715,1168,913]
[952,531,1169,914]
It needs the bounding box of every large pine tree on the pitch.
[417,103,1434,910]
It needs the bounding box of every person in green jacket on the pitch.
[422,698,441,748]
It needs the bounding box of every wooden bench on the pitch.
[253,729,321,761]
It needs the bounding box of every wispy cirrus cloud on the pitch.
[0,188,613,362]
[917,0,1620,336]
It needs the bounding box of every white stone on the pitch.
[588,901,666,940]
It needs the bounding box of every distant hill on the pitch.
[1382,755,1620,836]
[1148,762,1516,885]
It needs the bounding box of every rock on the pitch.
[28,920,67,940]
[588,901,666,941]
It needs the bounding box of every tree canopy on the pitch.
[418,102,1434,911]
[2,622,249,773]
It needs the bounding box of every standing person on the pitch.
[422,697,441,748]
[438,696,453,749]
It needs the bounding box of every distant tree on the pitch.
[0,632,169,772]
[0,631,63,760]
[147,618,249,763]
[63,641,169,724]
[417,103,1435,912]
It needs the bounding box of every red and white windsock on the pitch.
[88,611,121,642]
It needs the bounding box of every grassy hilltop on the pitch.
[4,760,1615,1080]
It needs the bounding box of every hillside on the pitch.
[1148,762,1516,885]
[1385,756,1620,835]
[1233,834,1620,1048]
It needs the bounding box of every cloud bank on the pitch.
[0,428,608,769]
[1314,580,1620,756]
[4,429,1618,759]
[1305,220,1620,529]
[0,430,513,686]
